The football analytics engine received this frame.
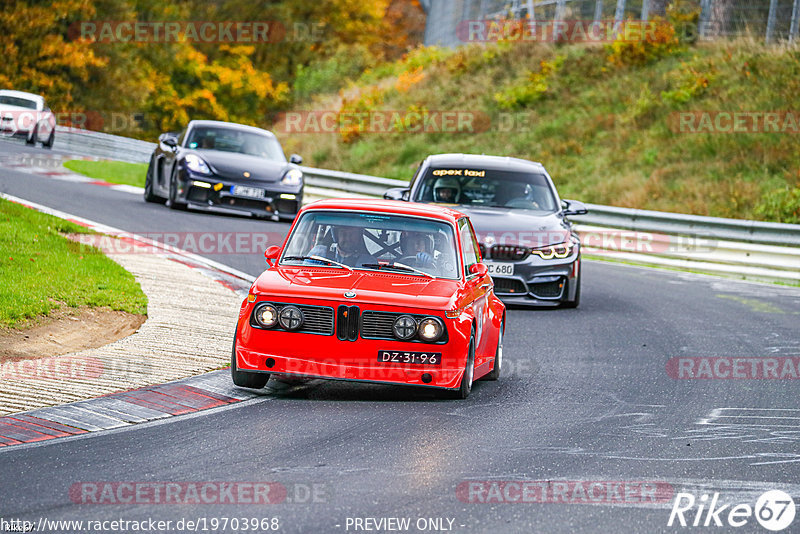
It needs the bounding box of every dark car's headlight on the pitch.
[185,154,212,175]
[531,240,575,260]
[418,317,444,342]
[281,168,303,186]
[253,304,278,328]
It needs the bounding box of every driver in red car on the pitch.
[399,231,435,269]
[309,225,377,267]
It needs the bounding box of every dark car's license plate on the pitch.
[378,351,442,365]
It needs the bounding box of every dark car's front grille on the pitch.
[492,277,527,295]
[489,245,530,261]
[187,187,209,202]
[529,278,565,299]
[276,198,300,214]
[251,302,334,335]
[222,197,270,211]
[361,311,448,344]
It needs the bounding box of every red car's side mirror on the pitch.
[264,245,281,267]
[469,263,488,277]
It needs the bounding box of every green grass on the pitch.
[0,198,148,328]
[277,38,800,223]
[63,160,148,188]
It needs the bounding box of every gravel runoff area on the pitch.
[0,222,249,416]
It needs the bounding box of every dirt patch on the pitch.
[0,307,146,362]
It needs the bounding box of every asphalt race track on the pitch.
[1,138,799,533]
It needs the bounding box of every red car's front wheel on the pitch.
[231,331,269,389]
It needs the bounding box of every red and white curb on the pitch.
[0,371,262,448]
[0,194,273,449]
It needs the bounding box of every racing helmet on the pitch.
[433,177,461,203]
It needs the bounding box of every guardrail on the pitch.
[54,126,155,164]
[50,127,799,283]
[571,204,800,247]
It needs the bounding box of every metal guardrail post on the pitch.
[699,0,711,39]
[614,0,626,24]
[792,0,800,42]
[526,0,535,21]
[555,0,567,22]
[594,0,604,23]
[766,0,778,43]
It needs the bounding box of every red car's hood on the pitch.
[253,267,459,311]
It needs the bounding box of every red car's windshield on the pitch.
[281,211,460,279]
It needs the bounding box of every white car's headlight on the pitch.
[281,168,303,186]
[531,240,574,259]
[185,154,211,175]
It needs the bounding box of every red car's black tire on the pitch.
[231,331,269,389]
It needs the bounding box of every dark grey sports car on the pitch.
[144,120,303,221]
[385,154,588,307]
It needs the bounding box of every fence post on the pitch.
[792,0,800,42]
[555,0,566,22]
[766,0,778,43]
[642,0,650,22]
[699,0,711,39]
[614,0,626,24]
[594,0,604,23]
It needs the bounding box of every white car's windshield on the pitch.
[416,168,558,213]
[0,96,37,110]
[185,127,286,161]
[281,211,460,279]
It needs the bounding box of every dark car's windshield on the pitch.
[185,126,286,161]
[281,211,460,279]
[0,96,38,109]
[415,167,558,213]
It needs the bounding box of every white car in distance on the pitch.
[0,90,56,148]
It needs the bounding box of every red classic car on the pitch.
[232,198,506,398]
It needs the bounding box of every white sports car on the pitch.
[0,90,56,148]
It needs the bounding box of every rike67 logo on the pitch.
[668,490,795,531]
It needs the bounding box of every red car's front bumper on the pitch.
[234,303,472,390]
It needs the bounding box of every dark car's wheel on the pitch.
[167,166,186,210]
[42,129,54,149]
[25,125,37,145]
[231,330,269,389]
[483,323,503,381]
[563,266,581,309]
[144,158,164,203]
[442,332,475,399]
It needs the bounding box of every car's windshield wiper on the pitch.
[360,262,435,278]
[282,255,353,271]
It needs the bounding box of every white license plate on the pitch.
[232,186,264,199]
[485,262,514,276]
